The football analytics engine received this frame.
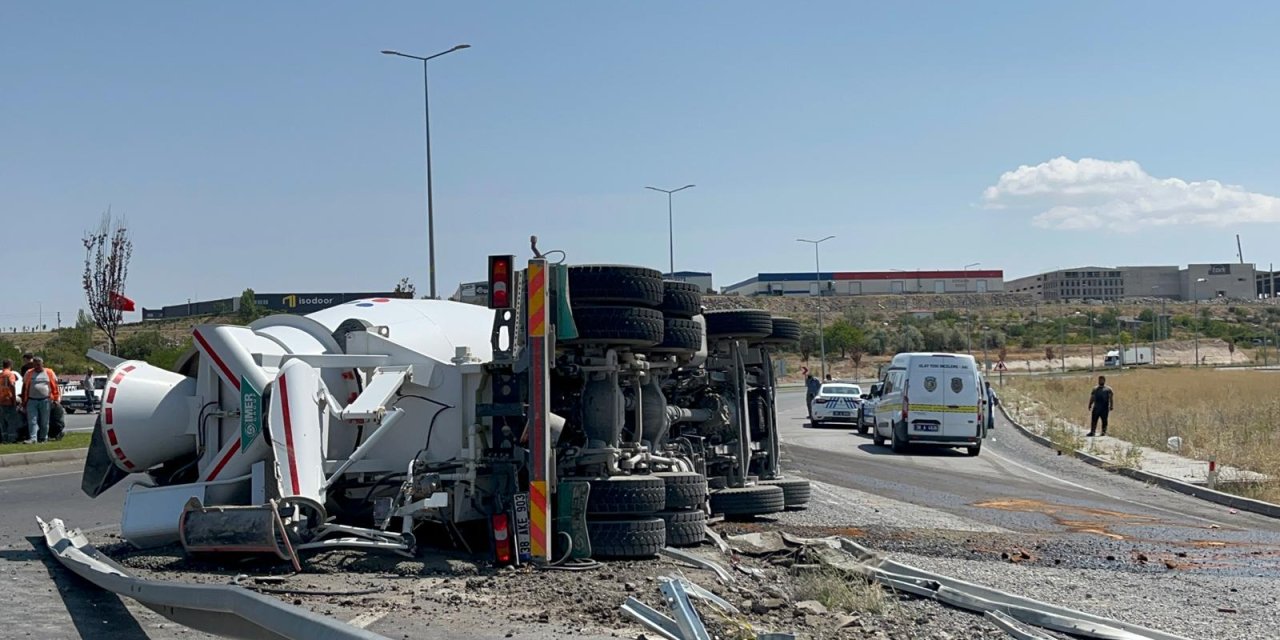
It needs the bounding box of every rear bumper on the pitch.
[813,413,859,423]
[905,435,981,445]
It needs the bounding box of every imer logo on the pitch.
[282,294,336,308]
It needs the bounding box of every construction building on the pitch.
[1005,264,1261,301]
[721,270,1005,297]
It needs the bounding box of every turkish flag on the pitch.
[109,292,136,312]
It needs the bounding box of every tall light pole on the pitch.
[645,184,695,275]
[1193,277,1207,367]
[382,44,471,299]
[1150,285,1160,365]
[963,262,980,353]
[798,236,836,378]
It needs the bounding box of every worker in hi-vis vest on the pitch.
[0,359,21,443]
[21,357,60,444]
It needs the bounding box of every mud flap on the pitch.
[81,415,129,498]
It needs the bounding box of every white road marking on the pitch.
[0,470,80,484]
[347,611,388,629]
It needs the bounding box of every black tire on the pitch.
[856,423,868,435]
[565,306,664,347]
[704,309,773,340]
[759,478,811,508]
[811,419,822,428]
[966,443,982,457]
[656,510,706,547]
[654,471,708,510]
[649,317,702,353]
[572,475,666,516]
[587,517,665,558]
[568,265,663,308]
[891,424,907,454]
[708,485,785,517]
[758,316,801,344]
[660,281,702,318]
[873,433,885,447]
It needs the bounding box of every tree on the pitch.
[82,210,133,355]
[824,320,864,359]
[238,288,262,322]
[798,326,821,362]
[394,277,416,298]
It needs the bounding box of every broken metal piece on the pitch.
[703,526,731,555]
[620,596,682,640]
[669,576,739,615]
[659,577,711,640]
[659,546,734,583]
[984,611,1059,640]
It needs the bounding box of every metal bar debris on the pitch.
[660,577,712,640]
[984,610,1062,640]
[659,546,734,583]
[671,576,739,614]
[39,517,391,640]
[620,596,683,640]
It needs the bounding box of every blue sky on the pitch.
[4,2,1280,329]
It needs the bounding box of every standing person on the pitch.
[0,359,20,443]
[804,369,820,421]
[984,380,1000,431]
[21,357,60,444]
[1086,375,1114,437]
[82,368,97,412]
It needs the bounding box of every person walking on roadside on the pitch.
[0,359,20,443]
[804,369,820,421]
[1087,375,1114,437]
[82,368,97,412]
[21,357,60,444]
[984,380,1000,431]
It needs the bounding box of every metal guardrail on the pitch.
[39,517,392,640]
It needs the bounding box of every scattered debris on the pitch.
[725,531,789,556]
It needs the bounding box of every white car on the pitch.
[809,382,863,428]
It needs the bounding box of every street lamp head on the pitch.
[381,50,400,55]
[452,44,471,51]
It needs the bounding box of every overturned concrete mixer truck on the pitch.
[78,256,807,563]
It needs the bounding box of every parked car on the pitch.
[859,382,882,434]
[809,381,863,428]
[61,375,108,414]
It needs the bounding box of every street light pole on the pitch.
[964,262,980,353]
[798,236,836,378]
[645,184,695,275]
[382,44,471,299]
[1193,277,1207,367]
[1151,285,1159,366]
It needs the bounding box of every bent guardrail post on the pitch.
[39,517,392,640]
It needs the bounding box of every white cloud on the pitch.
[981,157,1280,232]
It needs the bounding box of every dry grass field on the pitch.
[1009,369,1280,502]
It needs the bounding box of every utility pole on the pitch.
[57,311,61,330]
[798,236,836,378]
[645,184,695,275]
[1193,277,1206,367]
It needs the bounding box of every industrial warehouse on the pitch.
[720,269,1006,297]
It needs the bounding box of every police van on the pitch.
[871,352,985,456]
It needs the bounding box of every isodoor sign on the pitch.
[513,492,532,561]
[240,376,263,451]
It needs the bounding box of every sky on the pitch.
[4,1,1280,330]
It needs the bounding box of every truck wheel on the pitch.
[704,309,773,340]
[966,443,982,457]
[649,317,702,353]
[654,471,708,510]
[587,517,666,558]
[759,478,810,508]
[656,510,706,547]
[890,424,908,454]
[572,475,666,515]
[568,265,663,308]
[758,316,801,344]
[708,485,785,518]
[660,281,702,318]
[873,433,885,447]
[565,306,664,348]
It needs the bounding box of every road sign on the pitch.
[240,375,263,451]
[996,361,1007,371]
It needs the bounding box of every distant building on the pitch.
[664,271,714,293]
[721,270,1005,297]
[1006,264,1260,301]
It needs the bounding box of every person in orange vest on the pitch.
[21,356,60,444]
[0,359,20,443]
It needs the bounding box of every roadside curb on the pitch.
[999,406,1280,520]
[0,448,88,469]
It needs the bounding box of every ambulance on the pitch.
[870,352,985,456]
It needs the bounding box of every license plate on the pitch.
[913,424,939,432]
[834,411,851,417]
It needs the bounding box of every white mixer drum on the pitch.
[101,361,197,471]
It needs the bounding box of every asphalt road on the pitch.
[776,388,1280,576]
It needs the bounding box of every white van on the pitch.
[871,352,985,456]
